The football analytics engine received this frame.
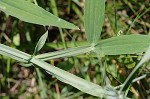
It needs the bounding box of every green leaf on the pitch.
[84,0,105,44]
[33,31,48,55]
[30,57,107,97]
[94,35,150,56]
[0,0,78,29]
[0,44,31,62]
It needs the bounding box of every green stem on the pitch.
[50,0,67,49]
[36,67,48,98]
[113,0,118,34]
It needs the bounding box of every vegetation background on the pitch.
[0,0,150,98]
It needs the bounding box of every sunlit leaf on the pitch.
[0,44,31,62]
[84,0,105,44]
[0,0,78,29]
[95,35,150,56]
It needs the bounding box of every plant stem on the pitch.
[113,0,118,34]
[36,67,48,98]
[50,0,67,49]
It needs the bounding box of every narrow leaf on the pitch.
[94,35,150,56]
[84,0,105,44]
[34,31,48,55]
[0,0,78,29]
[0,44,31,62]
[31,57,108,97]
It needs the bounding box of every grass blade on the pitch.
[50,0,67,48]
[0,0,78,29]
[0,44,31,62]
[31,58,107,97]
[94,35,150,56]
[36,67,48,98]
[84,0,105,44]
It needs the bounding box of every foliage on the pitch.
[0,0,150,98]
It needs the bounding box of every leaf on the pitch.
[31,58,108,97]
[94,35,150,56]
[33,31,48,55]
[0,0,78,29]
[0,44,31,62]
[84,0,105,44]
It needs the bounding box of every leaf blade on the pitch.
[31,57,107,97]
[84,0,105,44]
[0,44,31,62]
[34,31,48,55]
[0,0,78,29]
[95,35,150,56]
